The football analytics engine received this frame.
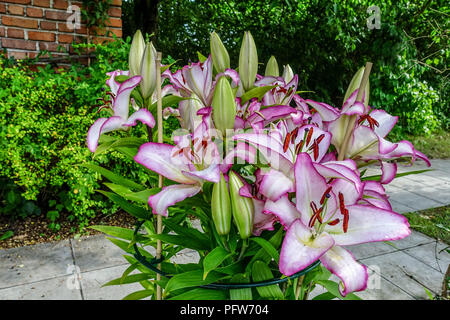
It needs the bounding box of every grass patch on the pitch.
[404,205,450,244]
[404,130,450,159]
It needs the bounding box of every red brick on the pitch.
[2,38,37,50]
[1,16,38,29]
[107,28,122,38]
[111,0,122,5]
[53,0,68,9]
[106,18,122,28]
[7,28,24,39]
[108,6,121,18]
[7,4,24,15]
[45,10,70,20]
[26,7,43,17]
[0,3,6,14]
[28,31,56,42]
[39,42,68,53]
[58,34,74,43]
[92,36,114,44]
[4,0,31,4]
[40,21,57,30]
[0,27,5,37]
[33,0,50,7]
[57,22,87,34]
[8,51,29,60]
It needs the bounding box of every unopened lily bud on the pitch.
[229,171,254,239]
[343,66,370,106]
[282,64,294,83]
[210,32,230,74]
[129,30,145,76]
[265,56,279,77]
[140,41,157,99]
[211,173,232,236]
[239,31,258,91]
[212,76,236,135]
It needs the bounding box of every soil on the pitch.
[0,211,137,249]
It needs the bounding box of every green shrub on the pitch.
[0,39,154,229]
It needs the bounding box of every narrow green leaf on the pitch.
[82,163,144,191]
[251,261,284,299]
[165,270,229,294]
[362,169,433,181]
[96,190,151,220]
[197,51,208,63]
[0,230,14,241]
[120,262,139,284]
[95,137,147,157]
[148,234,211,251]
[168,288,227,300]
[102,273,153,287]
[90,225,135,240]
[104,183,159,204]
[229,273,252,300]
[240,85,276,105]
[312,292,336,300]
[316,280,362,300]
[163,219,210,245]
[203,247,232,280]
[122,289,153,300]
[149,96,188,113]
[250,237,280,264]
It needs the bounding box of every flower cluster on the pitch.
[87,31,430,297]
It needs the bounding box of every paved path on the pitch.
[1,159,449,300]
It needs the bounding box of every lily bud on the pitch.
[140,41,157,99]
[282,64,294,83]
[239,31,258,91]
[212,76,236,136]
[228,171,254,239]
[343,66,370,106]
[210,32,230,74]
[265,56,279,77]
[129,30,145,77]
[211,173,232,236]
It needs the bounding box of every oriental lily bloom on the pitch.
[233,97,297,130]
[263,153,410,296]
[87,76,155,153]
[134,121,223,216]
[254,74,298,106]
[163,55,239,107]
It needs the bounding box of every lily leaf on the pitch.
[240,85,276,105]
[96,190,151,220]
[362,169,433,181]
[122,289,153,300]
[168,288,227,300]
[82,163,145,191]
[202,247,232,280]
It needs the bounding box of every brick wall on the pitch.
[0,0,122,60]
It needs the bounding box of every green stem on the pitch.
[237,238,249,261]
[295,275,305,300]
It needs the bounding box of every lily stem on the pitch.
[237,238,249,261]
[295,275,305,300]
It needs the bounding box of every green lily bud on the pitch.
[140,41,157,99]
[212,76,236,136]
[129,30,145,76]
[239,31,258,91]
[229,171,254,239]
[343,66,370,106]
[211,173,232,236]
[282,64,294,83]
[210,32,230,74]
[265,56,279,77]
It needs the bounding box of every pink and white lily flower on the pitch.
[163,55,239,107]
[87,75,155,152]
[263,153,410,296]
[254,74,299,106]
[134,121,222,216]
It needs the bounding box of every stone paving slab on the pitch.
[80,264,142,300]
[0,275,82,300]
[0,240,73,289]
[404,242,450,273]
[361,250,445,299]
[385,184,444,211]
[71,236,127,273]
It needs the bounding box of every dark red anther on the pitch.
[202,139,208,150]
[305,127,314,146]
[338,192,345,214]
[278,87,288,94]
[313,142,319,160]
[328,218,340,226]
[290,128,299,144]
[283,132,291,153]
[181,72,186,84]
[343,209,349,233]
[316,134,325,145]
[295,140,304,154]
[309,202,323,225]
[320,186,333,205]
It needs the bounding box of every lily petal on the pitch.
[87,116,124,152]
[280,219,335,276]
[320,246,368,296]
[148,184,202,216]
[258,169,295,201]
[113,76,142,119]
[123,108,156,128]
[263,195,300,229]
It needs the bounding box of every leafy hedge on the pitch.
[0,39,154,229]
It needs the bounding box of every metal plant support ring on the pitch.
[132,220,321,290]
